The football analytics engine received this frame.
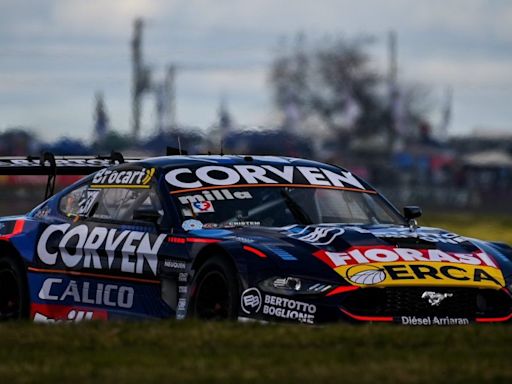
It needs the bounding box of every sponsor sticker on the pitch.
[178,189,253,205]
[241,288,262,315]
[34,206,51,219]
[179,189,253,217]
[226,221,261,227]
[0,159,116,167]
[163,259,187,271]
[36,224,166,276]
[178,273,188,282]
[399,316,470,326]
[314,246,505,289]
[262,294,316,324]
[178,286,188,294]
[177,297,187,319]
[191,201,215,213]
[166,165,367,191]
[38,278,135,309]
[228,236,256,244]
[374,229,467,244]
[182,219,203,231]
[91,167,155,189]
[31,303,108,322]
[287,226,345,246]
[240,288,316,324]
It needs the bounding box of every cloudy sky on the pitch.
[1,0,511,142]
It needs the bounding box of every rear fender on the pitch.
[2,218,42,263]
[0,240,25,268]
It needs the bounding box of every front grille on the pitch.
[340,287,512,318]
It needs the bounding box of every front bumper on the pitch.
[239,286,512,325]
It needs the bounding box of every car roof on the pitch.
[134,155,349,172]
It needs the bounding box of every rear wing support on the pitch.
[42,152,57,200]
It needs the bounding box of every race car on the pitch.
[0,153,511,325]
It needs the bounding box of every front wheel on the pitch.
[189,255,240,320]
[0,256,28,320]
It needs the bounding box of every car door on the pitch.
[33,175,176,320]
[38,181,166,279]
[78,183,174,319]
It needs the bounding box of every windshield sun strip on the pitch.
[169,183,377,195]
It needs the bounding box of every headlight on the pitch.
[259,276,334,295]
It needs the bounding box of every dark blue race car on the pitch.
[0,153,511,325]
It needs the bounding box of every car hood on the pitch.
[192,224,512,290]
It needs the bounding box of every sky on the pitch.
[1,0,511,142]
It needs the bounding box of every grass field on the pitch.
[1,214,511,383]
[2,321,512,384]
[422,212,512,244]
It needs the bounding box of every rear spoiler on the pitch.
[0,147,187,199]
[0,152,143,199]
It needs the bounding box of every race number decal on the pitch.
[77,189,100,215]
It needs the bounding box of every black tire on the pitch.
[189,254,240,320]
[0,256,29,320]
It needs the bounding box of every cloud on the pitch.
[403,57,512,88]
[402,0,512,39]
[1,0,512,140]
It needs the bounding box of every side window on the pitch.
[59,184,99,218]
[91,186,163,223]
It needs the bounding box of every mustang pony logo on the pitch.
[421,291,453,306]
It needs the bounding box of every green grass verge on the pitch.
[422,212,512,244]
[1,214,511,383]
[1,321,511,384]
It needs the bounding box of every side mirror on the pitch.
[403,206,422,221]
[133,208,161,225]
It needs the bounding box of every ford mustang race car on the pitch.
[0,153,511,325]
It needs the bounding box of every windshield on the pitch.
[171,186,404,228]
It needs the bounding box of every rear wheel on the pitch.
[189,255,240,320]
[0,256,28,320]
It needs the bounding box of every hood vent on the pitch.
[379,236,437,249]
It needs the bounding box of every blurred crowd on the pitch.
[1,35,510,213]
[0,121,510,213]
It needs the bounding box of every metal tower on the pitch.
[131,18,151,140]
